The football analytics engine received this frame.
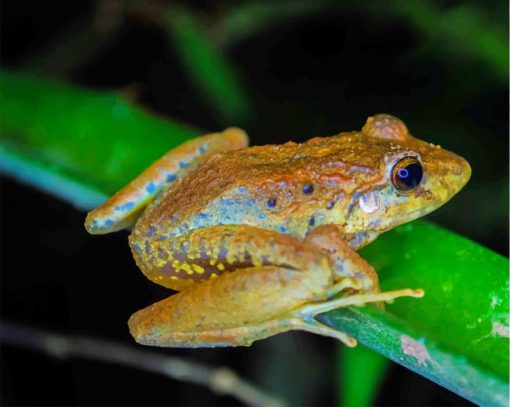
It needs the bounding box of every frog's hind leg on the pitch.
[127,225,422,348]
[85,128,248,234]
[128,224,337,347]
[128,266,359,348]
[127,264,418,348]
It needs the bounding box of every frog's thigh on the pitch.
[85,127,248,234]
[131,224,330,291]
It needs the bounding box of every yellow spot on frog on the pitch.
[192,264,205,274]
[172,260,182,272]
[209,259,216,266]
[217,263,225,271]
[181,264,193,275]
[210,273,218,279]
[170,276,179,281]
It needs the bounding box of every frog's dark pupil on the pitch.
[393,160,423,191]
[267,198,277,208]
[303,184,314,194]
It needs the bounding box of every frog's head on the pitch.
[341,114,471,237]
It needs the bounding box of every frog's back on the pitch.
[133,131,386,240]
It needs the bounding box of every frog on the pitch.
[85,114,471,348]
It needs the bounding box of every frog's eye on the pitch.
[391,157,423,192]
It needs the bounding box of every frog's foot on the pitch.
[85,127,248,234]
[289,289,424,347]
[273,287,424,347]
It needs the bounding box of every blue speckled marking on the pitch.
[115,201,135,211]
[146,182,157,194]
[144,240,152,255]
[351,231,368,247]
[166,173,177,182]
[368,219,381,228]
[278,225,286,233]
[178,161,188,169]
[133,243,143,255]
[197,212,208,219]
[267,198,277,208]
[346,191,360,215]
[237,187,248,194]
[147,226,157,237]
[199,145,207,154]
[90,219,114,231]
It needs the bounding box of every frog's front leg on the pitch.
[128,225,422,348]
[85,127,248,234]
[304,224,380,294]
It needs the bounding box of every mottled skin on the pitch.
[85,114,471,348]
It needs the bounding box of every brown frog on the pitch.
[85,114,471,348]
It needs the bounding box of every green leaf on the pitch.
[321,221,509,406]
[1,72,508,405]
[165,7,252,124]
[338,344,389,407]
[0,70,200,208]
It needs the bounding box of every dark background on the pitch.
[1,1,508,406]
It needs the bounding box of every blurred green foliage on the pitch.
[339,345,388,407]
[0,71,199,206]
[166,7,252,124]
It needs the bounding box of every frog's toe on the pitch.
[282,317,357,347]
[292,288,424,320]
